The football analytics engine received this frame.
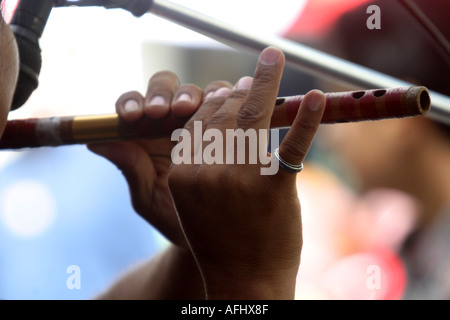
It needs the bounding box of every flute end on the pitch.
[419,88,431,114]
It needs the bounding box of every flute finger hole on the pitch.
[275,98,285,106]
[352,91,365,99]
[373,89,387,97]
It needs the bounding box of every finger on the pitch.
[203,80,233,101]
[233,76,253,91]
[204,76,253,130]
[116,92,145,122]
[116,91,145,122]
[184,91,229,135]
[88,141,141,171]
[236,47,285,130]
[171,84,203,117]
[181,87,232,160]
[145,71,180,119]
[178,81,233,160]
[213,76,253,116]
[185,81,233,128]
[277,90,326,174]
[88,141,156,213]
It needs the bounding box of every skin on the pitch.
[168,47,326,299]
[91,47,326,299]
[90,71,232,299]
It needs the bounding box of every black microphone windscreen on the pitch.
[11,31,42,110]
[4,0,53,110]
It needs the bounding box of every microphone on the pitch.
[1,0,54,110]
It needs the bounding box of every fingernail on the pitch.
[176,93,192,103]
[234,76,253,90]
[205,91,215,100]
[308,90,325,111]
[213,87,231,97]
[148,95,166,106]
[260,47,282,65]
[124,99,140,113]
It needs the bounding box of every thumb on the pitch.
[276,90,326,178]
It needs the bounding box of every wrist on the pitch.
[203,269,298,300]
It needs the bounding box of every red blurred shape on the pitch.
[285,0,374,39]
[321,246,407,300]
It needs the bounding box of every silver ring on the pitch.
[274,148,304,173]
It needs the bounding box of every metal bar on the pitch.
[149,0,450,125]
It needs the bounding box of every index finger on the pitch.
[236,47,285,131]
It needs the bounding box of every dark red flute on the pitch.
[0,86,430,150]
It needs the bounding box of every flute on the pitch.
[0,86,430,150]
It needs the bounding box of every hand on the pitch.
[168,47,326,299]
[88,71,232,246]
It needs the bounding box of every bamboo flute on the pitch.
[0,86,430,150]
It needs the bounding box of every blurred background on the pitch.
[1,0,449,299]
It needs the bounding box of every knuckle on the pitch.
[116,91,141,103]
[178,83,201,94]
[208,112,228,126]
[300,116,320,132]
[253,68,277,88]
[196,165,235,193]
[237,101,267,125]
[200,96,226,113]
[227,89,249,101]
[204,80,233,93]
[147,71,180,95]
[149,70,178,83]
